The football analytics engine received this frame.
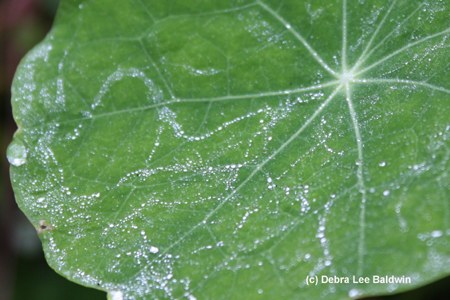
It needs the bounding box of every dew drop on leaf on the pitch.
[7,138,27,166]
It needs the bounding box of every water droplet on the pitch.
[431,230,443,238]
[7,139,27,166]
[379,161,386,167]
[349,289,359,298]
[383,190,390,196]
[107,290,123,300]
[149,246,159,254]
[258,289,264,294]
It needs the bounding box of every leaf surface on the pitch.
[9,0,450,299]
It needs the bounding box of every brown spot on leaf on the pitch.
[37,220,54,234]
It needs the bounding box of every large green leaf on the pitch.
[8,0,450,299]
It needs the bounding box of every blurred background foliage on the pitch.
[0,0,449,299]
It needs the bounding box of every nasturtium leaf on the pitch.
[8,0,450,299]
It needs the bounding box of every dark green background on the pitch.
[0,0,449,299]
